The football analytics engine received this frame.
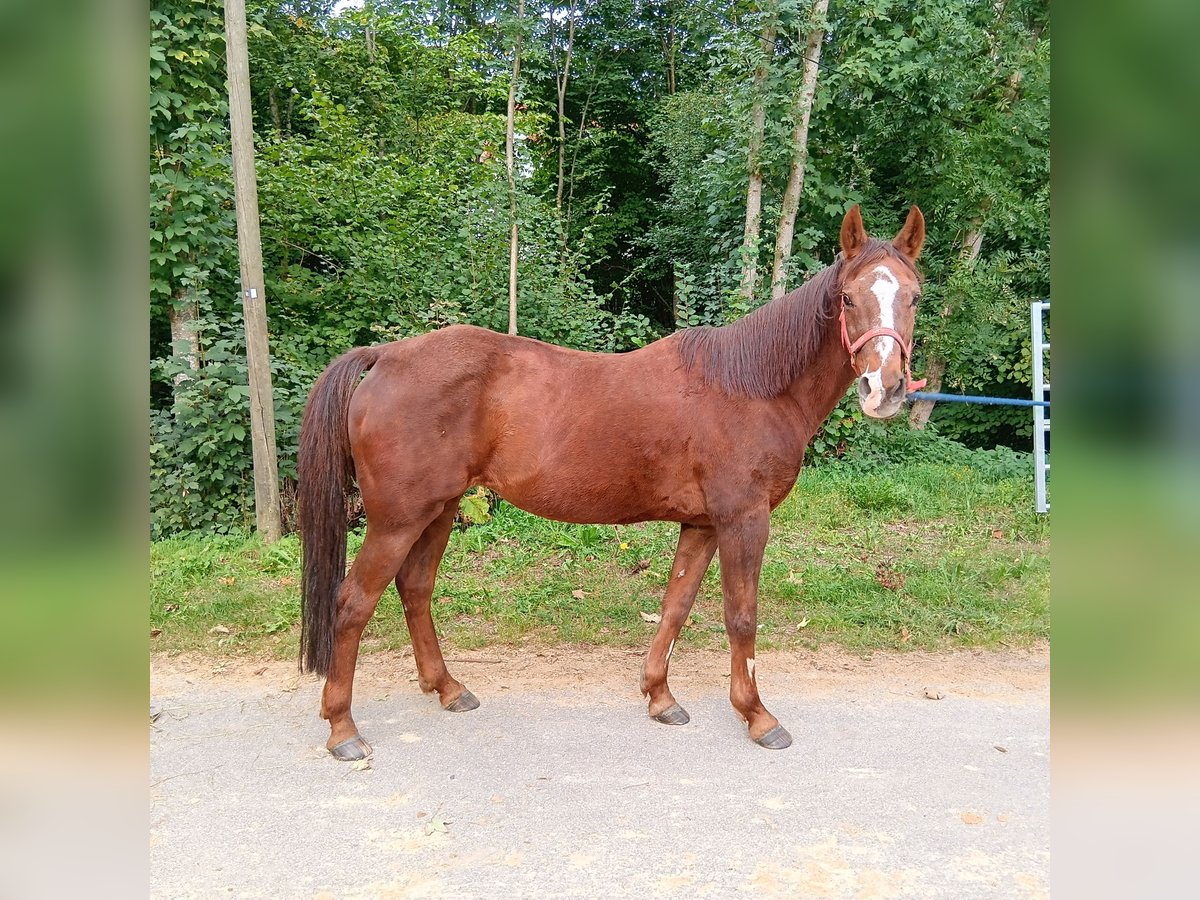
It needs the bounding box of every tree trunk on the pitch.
[564,83,594,246]
[738,13,777,304]
[506,0,525,335]
[909,225,982,429]
[168,290,200,387]
[365,0,377,62]
[268,86,281,132]
[555,4,576,215]
[770,0,828,300]
[906,357,946,429]
[224,0,282,542]
[663,22,677,95]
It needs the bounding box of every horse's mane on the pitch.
[677,240,920,399]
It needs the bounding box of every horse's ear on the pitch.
[840,204,868,261]
[893,205,926,260]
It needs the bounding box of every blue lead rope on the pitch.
[906,391,1049,409]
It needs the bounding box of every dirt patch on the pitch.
[152,641,1047,705]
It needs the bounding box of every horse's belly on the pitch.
[484,460,706,526]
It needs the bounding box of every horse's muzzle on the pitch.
[858,371,907,419]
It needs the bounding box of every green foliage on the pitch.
[150,0,238,316]
[151,337,256,537]
[151,315,310,537]
[806,392,864,461]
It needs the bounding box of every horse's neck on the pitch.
[783,319,856,432]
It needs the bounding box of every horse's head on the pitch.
[837,205,926,419]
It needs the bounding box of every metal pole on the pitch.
[1031,302,1049,513]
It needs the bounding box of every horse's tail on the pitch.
[297,345,384,676]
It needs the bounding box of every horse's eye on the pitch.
[841,293,854,309]
[911,293,921,307]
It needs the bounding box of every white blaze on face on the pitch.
[861,264,901,408]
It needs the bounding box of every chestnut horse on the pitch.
[298,205,927,760]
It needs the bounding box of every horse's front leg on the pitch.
[716,511,792,749]
[641,523,717,724]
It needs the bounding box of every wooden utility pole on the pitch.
[224,0,282,542]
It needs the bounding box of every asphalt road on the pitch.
[150,647,1049,898]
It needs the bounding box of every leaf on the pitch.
[959,811,983,825]
[571,589,586,600]
[923,688,944,700]
[351,759,371,772]
[425,818,448,834]
[628,559,651,575]
[795,617,809,630]
[639,611,661,624]
[208,624,230,635]
[458,489,491,525]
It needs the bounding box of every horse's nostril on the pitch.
[858,375,872,396]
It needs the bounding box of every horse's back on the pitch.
[345,325,708,522]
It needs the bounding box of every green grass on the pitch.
[150,457,1049,660]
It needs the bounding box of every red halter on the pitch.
[838,294,927,392]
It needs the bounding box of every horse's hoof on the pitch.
[445,689,480,712]
[652,703,690,725]
[329,735,372,761]
[753,725,793,750]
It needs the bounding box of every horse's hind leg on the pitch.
[395,500,478,712]
[641,524,717,724]
[320,524,425,760]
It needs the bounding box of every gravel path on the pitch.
[150,646,1049,898]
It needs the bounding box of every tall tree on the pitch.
[553,1,578,216]
[907,3,1047,428]
[506,0,526,334]
[770,0,828,300]
[737,4,777,304]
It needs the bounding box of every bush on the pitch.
[150,316,313,538]
[806,391,1037,485]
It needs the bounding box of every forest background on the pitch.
[149,0,1049,537]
